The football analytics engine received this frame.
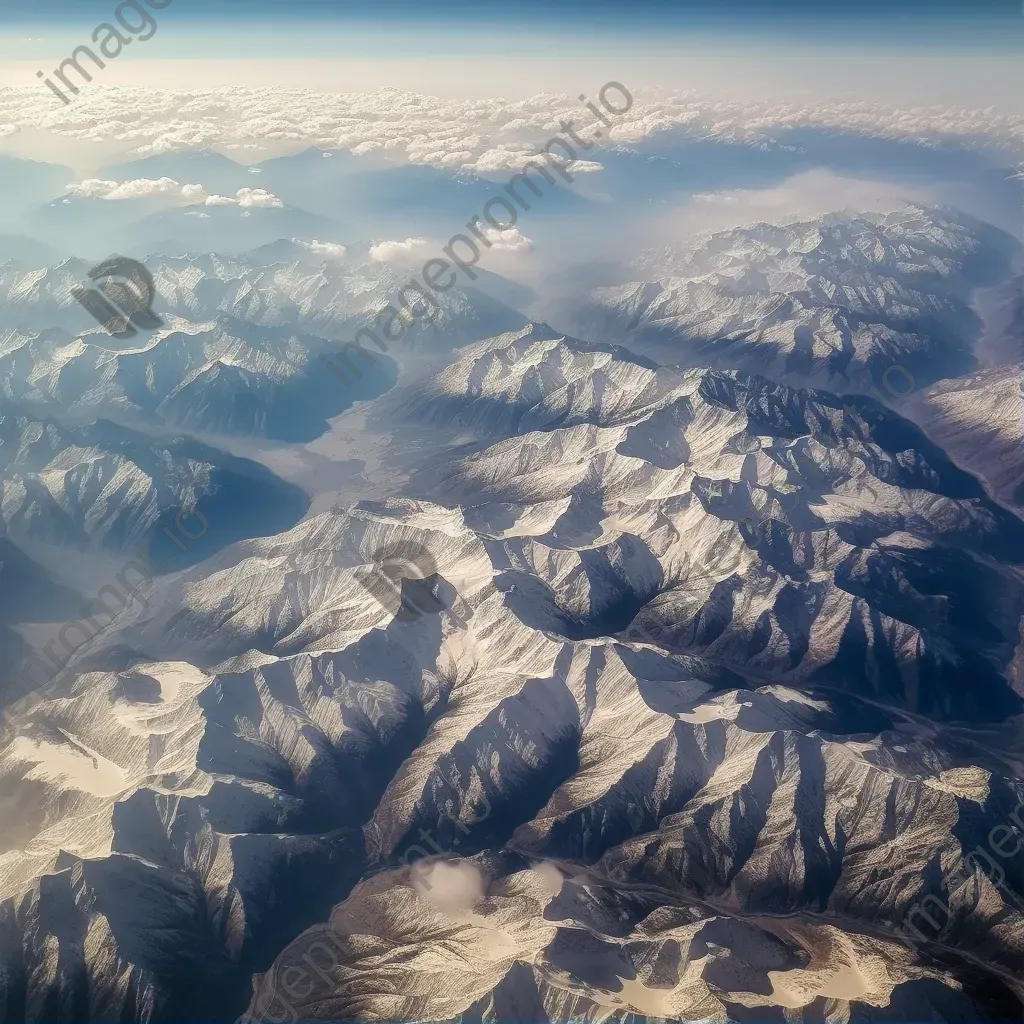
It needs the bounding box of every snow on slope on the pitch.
[0,248,527,441]
[1,208,1024,1023]
[909,364,1024,512]
[401,324,1024,722]
[0,408,307,557]
[557,207,1018,394]
[1,492,1021,1020]
[1,337,1023,1021]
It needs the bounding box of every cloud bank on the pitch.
[63,177,283,208]
[5,85,1021,175]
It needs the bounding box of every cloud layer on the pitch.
[5,85,1022,175]
[63,177,283,208]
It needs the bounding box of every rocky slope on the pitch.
[908,364,1024,512]
[0,405,308,560]
[557,207,1018,394]
[1,204,1023,1023]
[0,248,527,440]
[1,327,1022,1022]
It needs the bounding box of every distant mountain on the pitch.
[565,140,765,205]
[241,237,350,267]
[0,249,530,439]
[24,196,338,261]
[126,203,340,257]
[24,195,185,261]
[141,249,529,354]
[0,155,76,228]
[0,314,392,442]
[253,147,590,231]
[0,235,60,266]
[98,149,257,197]
[240,237,538,310]
[556,206,1019,394]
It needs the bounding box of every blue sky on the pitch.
[4,0,1023,45]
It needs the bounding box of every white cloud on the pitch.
[204,188,284,207]
[203,188,283,208]
[470,146,542,174]
[482,226,533,252]
[65,176,208,203]
[61,177,285,211]
[370,237,429,262]
[65,178,120,199]
[105,177,190,201]
[293,238,346,258]
[235,187,284,208]
[412,860,484,912]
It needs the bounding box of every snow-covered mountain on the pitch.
[0,250,526,345]
[0,250,527,440]
[142,248,527,348]
[556,207,1018,394]
[0,407,307,558]
[1,320,1023,1022]
[909,364,1024,512]
[1,195,1023,1024]
[394,324,1024,722]
[0,316,388,442]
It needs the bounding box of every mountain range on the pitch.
[0,203,1022,1024]
[557,207,1018,395]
